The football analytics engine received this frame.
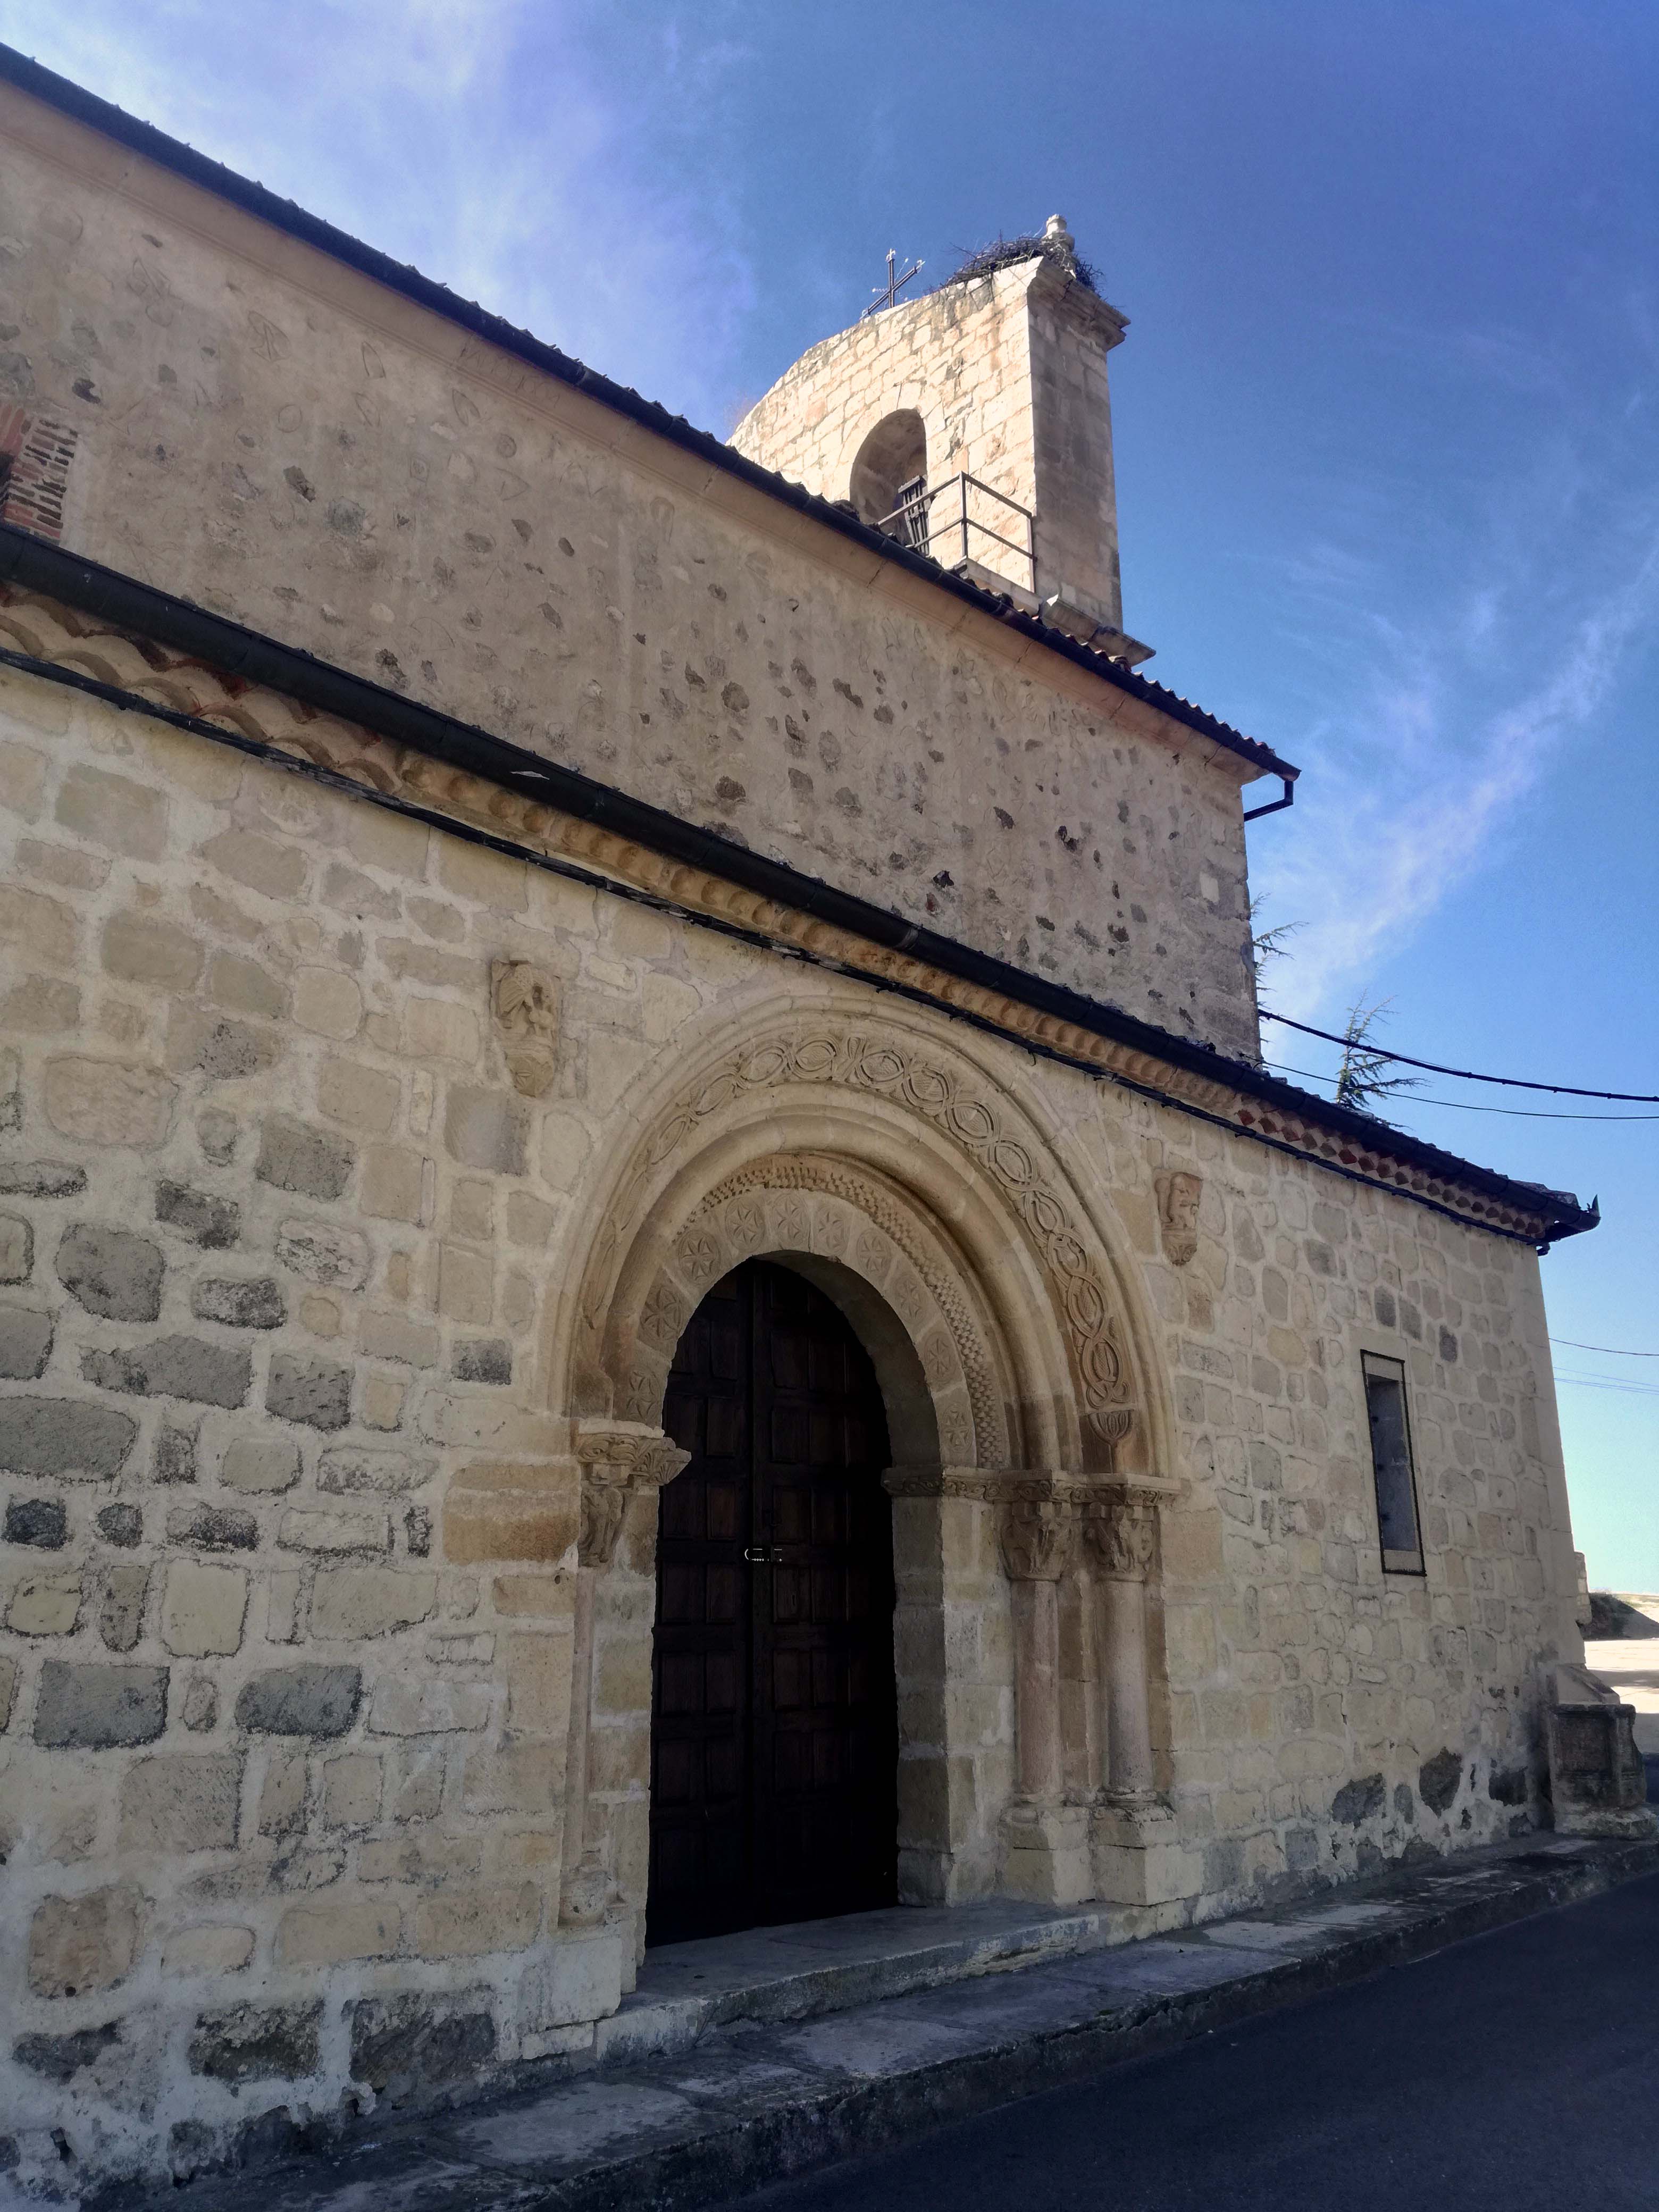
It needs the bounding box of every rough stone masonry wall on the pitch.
[0,88,1260,1059]
[0,632,1587,2186]
[1077,1096,1584,1909]
[0,659,680,2192]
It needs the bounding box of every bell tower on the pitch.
[730,216,1152,665]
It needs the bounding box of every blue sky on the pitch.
[5,0,1656,1586]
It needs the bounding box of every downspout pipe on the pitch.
[1243,773,1297,823]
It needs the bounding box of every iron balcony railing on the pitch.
[875,471,1035,597]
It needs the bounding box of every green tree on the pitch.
[1334,995,1423,1115]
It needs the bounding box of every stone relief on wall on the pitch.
[1155,1169,1202,1268]
[491,958,559,1097]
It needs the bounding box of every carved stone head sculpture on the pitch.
[1155,1169,1202,1268]
[491,958,560,1097]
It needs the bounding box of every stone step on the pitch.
[151,1833,1659,2212]
[597,1898,1112,2066]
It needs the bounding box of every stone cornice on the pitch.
[0,575,1595,1255]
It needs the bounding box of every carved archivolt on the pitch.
[581,1026,1133,1449]
[613,1154,1000,1467]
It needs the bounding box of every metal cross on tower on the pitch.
[861,248,923,319]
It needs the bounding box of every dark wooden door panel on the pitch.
[647,1259,897,1946]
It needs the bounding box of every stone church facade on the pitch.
[0,47,1602,2196]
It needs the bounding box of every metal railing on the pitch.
[875,471,1035,596]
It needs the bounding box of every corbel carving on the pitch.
[1154,1169,1202,1267]
[491,958,560,1097]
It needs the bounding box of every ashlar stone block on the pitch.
[163,1924,255,1977]
[56,1223,166,1321]
[187,1998,322,2083]
[266,1354,353,1430]
[413,1882,540,1958]
[44,1057,177,1148]
[321,1751,383,1829]
[155,1179,240,1249]
[275,1217,369,1288]
[235,1664,362,1738]
[118,1753,241,1852]
[192,1276,287,1329]
[56,766,167,859]
[28,1886,143,1997]
[309,1565,437,1638]
[278,1506,390,1556]
[0,1300,54,1378]
[8,1568,83,1635]
[256,1117,355,1201]
[0,1210,32,1280]
[368,1678,491,1735]
[221,1434,301,1494]
[518,1932,624,2033]
[99,1562,151,1650]
[34,1660,168,1748]
[162,1559,249,1656]
[82,1335,251,1408]
[276,1896,400,1966]
[6,1495,68,1547]
[0,1395,139,1479]
[258,1751,308,1838]
[317,1444,432,1494]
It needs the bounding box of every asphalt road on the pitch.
[739,1872,1659,2212]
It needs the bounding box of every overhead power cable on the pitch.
[1551,1338,1659,1359]
[1260,1012,1659,1104]
[1263,1061,1659,1123]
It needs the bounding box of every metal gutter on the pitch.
[0,40,1299,793]
[0,523,1595,1247]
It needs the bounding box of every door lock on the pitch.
[743,1545,785,1565]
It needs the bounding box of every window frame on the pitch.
[1361,1350,1426,1577]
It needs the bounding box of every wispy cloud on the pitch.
[1251,355,1659,1021]
[0,0,757,430]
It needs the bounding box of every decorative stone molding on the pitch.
[601,1146,1011,1466]
[0,586,1570,1246]
[490,958,559,1097]
[578,1026,1135,1452]
[1154,1170,1201,1267]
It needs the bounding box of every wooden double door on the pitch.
[647,1260,899,1946]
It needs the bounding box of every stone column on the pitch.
[999,1486,1091,1903]
[1085,1491,1158,1801]
[1084,1477,1196,1910]
[561,1425,688,1940]
[1000,1495,1074,1802]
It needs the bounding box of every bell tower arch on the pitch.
[731,215,1153,666]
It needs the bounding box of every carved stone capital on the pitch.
[1083,1493,1158,1580]
[1000,1495,1077,1583]
[574,1422,691,1567]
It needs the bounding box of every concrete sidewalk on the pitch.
[119,1830,1659,2212]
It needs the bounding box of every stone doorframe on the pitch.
[542,1010,1186,1942]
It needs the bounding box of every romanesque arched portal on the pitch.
[545,1010,1179,1939]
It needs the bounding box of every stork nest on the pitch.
[943,231,1101,295]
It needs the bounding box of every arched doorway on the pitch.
[647,1258,899,1945]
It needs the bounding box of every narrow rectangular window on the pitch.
[1362,1352,1423,1574]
